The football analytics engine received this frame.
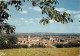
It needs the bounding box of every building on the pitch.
[17,35,62,47]
[17,35,41,46]
[49,36,60,42]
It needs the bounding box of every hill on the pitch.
[10,33,80,37]
[0,48,79,56]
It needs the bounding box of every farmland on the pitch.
[0,48,79,56]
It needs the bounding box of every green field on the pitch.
[0,48,79,56]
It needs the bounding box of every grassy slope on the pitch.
[0,48,79,56]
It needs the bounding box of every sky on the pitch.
[6,0,80,33]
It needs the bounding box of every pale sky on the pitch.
[6,0,80,33]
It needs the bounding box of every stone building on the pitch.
[17,35,61,47]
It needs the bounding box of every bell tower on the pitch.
[28,35,30,42]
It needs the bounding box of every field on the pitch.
[0,48,79,56]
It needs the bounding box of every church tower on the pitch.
[28,35,30,42]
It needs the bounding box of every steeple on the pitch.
[28,35,30,42]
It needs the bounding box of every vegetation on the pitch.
[0,35,46,49]
[0,0,73,34]
[30,44,46,48]
[11,44,46,48]
[54,43,63,48]
[0,36,18,49]
[0,48,79,56]
[0,0,78,50]
[12,44,28,48]
[64,42,80,48]
[54,42,80,48]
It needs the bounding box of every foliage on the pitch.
[0,0,73,34]
[0,23,15,34]
[31,0,73,25]
[64,42,80,48]
[0,36,18,49]
[20,45,28,48]
[30,44,46,48]
[11,44,28,48]
[54,43,63,48]
[54,42,80,48]
[40,17,49,25]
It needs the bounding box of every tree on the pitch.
[54,43,63,48]
[8,36,18,44]
[0,36,18,49]
[0,0,73,34]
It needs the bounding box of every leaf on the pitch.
[32,1,36,6]
[68,18,73,22]
[40,18,49,25]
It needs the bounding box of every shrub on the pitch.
[64,42,80,48]
[54,43,64,48]
[30,44,46,48]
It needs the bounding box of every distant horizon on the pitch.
[11,32,80,37]
[15,32,80,34]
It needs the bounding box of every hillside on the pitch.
[10,33,80,37]
[0,48,79,56]
[8,33,80,40]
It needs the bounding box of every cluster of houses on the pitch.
[17,35,79,48]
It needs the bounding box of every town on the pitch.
[17,35,80,48]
